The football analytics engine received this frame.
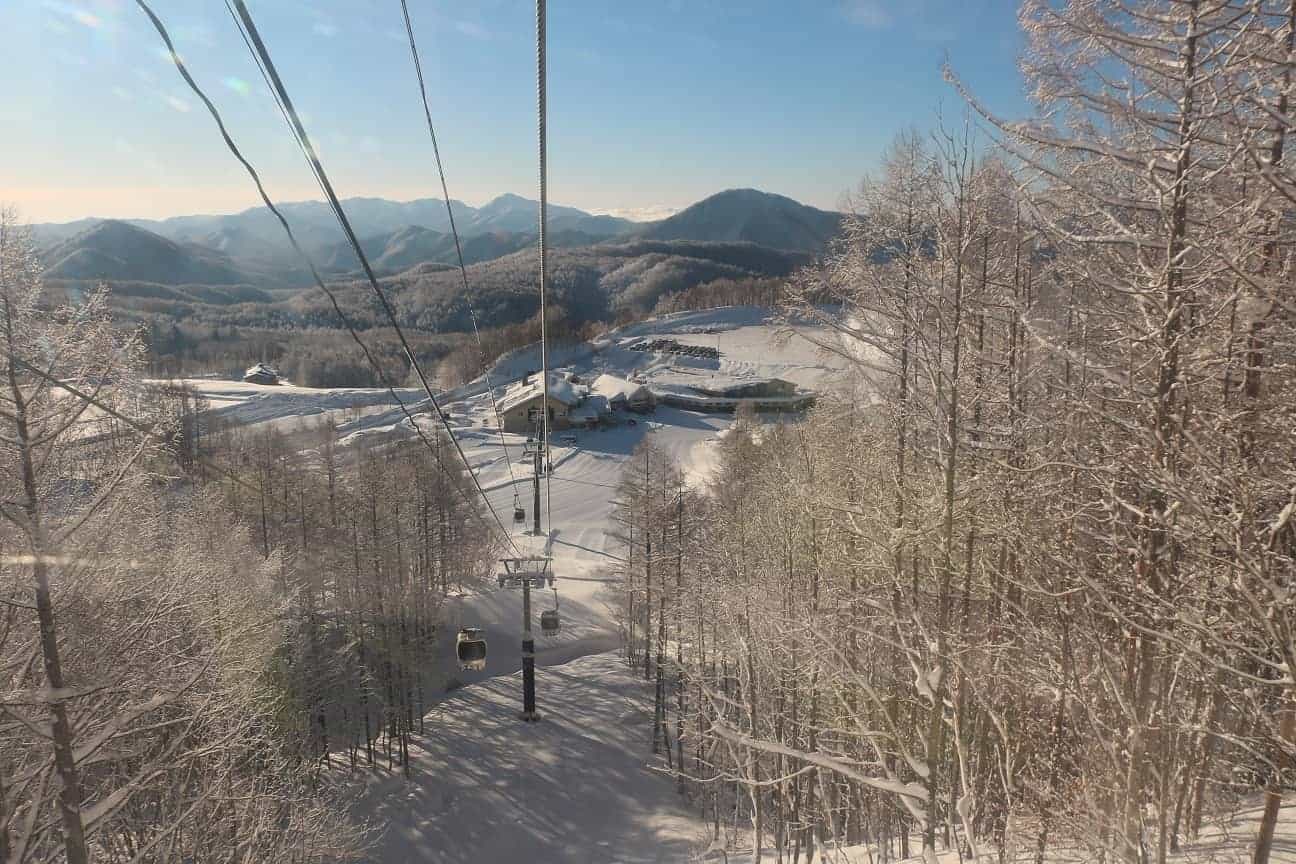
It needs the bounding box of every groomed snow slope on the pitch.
[429,403,732,697]
[351,651,704,864]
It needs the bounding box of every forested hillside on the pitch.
[30,189,827,290]
[2,214,486,859]
[34,190,832,388]
[39,238,808,387]
[43,220,255,286]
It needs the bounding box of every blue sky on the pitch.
[4,0,1028,222]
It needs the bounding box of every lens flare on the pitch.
[222,77,251,96]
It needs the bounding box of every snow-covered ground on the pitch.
[783,800,1296,864]
[351,651,706,864]
[176,379,426,435]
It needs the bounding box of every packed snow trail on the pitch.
[435,405,730,689]
[351,651,703,864]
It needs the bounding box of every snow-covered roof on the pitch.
[590,373,651,402]
[498,372,585,413]
[244,362,278,379]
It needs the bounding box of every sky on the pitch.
[4,0,1030,224]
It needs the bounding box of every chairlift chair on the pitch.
[456,627,487,671]
[540,586,561,635]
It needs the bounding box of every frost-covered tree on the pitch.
[642,2,1296,849]
[0,208,367,862]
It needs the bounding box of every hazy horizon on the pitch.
[21,190,687,227]
[6,0,1027,224]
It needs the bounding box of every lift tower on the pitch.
[498,552,551,722]
[527,431,545,721]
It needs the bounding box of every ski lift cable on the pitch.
[222,0,523,557]
[136,0,520,557]
[397,0,522,509]
[131,0,516,554]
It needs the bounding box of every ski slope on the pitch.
[177,307,847,861]
[351,651,705,864]
[433,403,732,694]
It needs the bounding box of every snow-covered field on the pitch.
[171,378,427,432]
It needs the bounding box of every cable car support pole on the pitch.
[538,0,550,467]
[521,569,537,721]
[520,0,547,723]
[533,443,542,539]
[520,446,541,721]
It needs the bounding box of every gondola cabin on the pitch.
[540,609,560,635]
[456,627,487,671]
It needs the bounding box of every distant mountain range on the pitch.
[34,189,840,281]
[33,189,843,333]
[315,224,613,278]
